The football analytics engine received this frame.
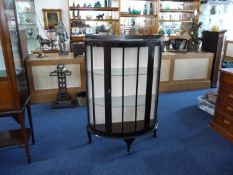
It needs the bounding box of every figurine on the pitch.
[73,2,75,7]
[94,1,101,8]
[128,6,131,14]
[36,35,55,51]
[55,21,69,55]
[83,3,87,7]
[143,4,147,15]
[96,13,104,20]
[87,4,92,7]
[105,0,107,7]
[26,28,33,37]
[77,4,80,7]
[188,18,203,51]
[149,2,153,15]
[108,0,112,7]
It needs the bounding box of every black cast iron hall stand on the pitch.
[50,64,74,108]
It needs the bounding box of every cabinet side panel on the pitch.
[0,81,14,111]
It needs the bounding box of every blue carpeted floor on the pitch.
[0,90,233,175]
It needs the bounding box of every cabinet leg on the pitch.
[87,127,92,144]
[153,123,158,138]
[27,103,35,144]
[18,113,31,163]
[124,138,135,155]
[153,129,157,138]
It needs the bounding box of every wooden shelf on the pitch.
[71,19,119,22]
[121,14,157,18]
[71,35,85,42]
[70,7,119,11]
[0,128,31,148]
[160,9,195,13]
[159,19,192,23]
[91,119,155,133]
[168,35,191,39]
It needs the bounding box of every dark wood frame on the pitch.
[85,35,162,154]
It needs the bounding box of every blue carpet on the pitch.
[0,90,233,175]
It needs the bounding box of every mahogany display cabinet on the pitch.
[0,0,35,163]
[85,35,162,153]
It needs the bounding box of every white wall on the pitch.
[34,0,70,38]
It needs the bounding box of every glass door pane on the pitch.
[0,38,7,77]
[4,0,23,76]
[15,0,39,54]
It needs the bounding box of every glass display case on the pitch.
[0,0,34,163]
[14,0,39,54]
[85,35,161,153]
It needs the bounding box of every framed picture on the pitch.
[43,9,62,30]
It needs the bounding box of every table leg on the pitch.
[26,103,35,144]
[18,113,31,163]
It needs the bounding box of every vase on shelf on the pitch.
[143,4,147,15]
[105,0,107,7]
[108,0,112,7]
[149,2,153,15]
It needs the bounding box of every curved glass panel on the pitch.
[0,39,7,77]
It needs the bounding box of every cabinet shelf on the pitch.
[159,19,192,23]
[70,7,119,11]
[121,14,157,18]
[88,67,158,76]
[160,9,195,13]
[91,95,155,108]
[168,35,191,39]
[18,11,36,14]
[0,128,31,148]
[71,19,119,22]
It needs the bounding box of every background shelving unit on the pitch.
[120,0,159,35]
[159,0,201,39]
[68,0,120,49]
[67,0,202,45]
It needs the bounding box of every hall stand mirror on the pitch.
[0,0,35,163]
[85,35,162,154]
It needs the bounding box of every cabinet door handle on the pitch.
[226,106,233,111]
[223,119,231,125]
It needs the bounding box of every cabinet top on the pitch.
[85,35,161,47]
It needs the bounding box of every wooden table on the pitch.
[159,51,214,92]
[25,53,86,104]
